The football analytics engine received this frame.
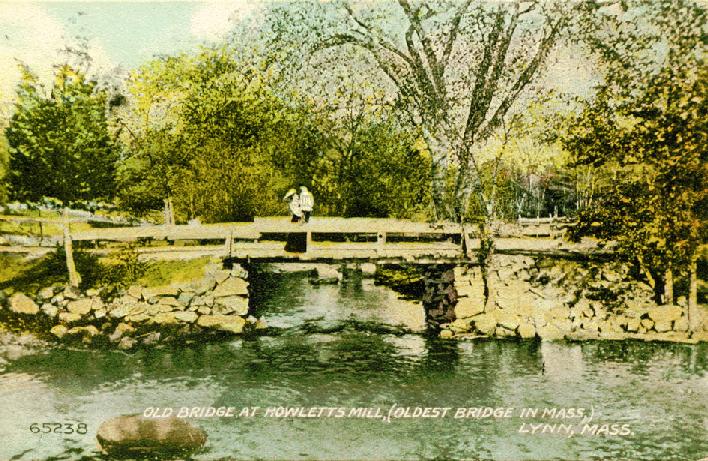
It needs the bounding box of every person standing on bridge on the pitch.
[284,188,302,223]
[300,186,314,223]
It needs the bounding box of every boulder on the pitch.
[449,318,472,334]
[212,277,249,297]
[91,297,105,310]
[654,320,672,333]
[50,294,65,305]
[495,310,520,332]
[141,332,161,346]
[440,329,454,339]
[197,314,246,334]
[158,297,183,308]
[537,324,565,341]
[494,326,516,338]
[143,286,180,298]
[118,337,137,351]
[174,311,198,323]
[110,305,129,319]
[96,415,206,457]
[110,323,135,342]
[145,304,174,316]
[62,286,81,300]
[50,324,69,339]
[213,296,249,316]
[127,303,149,316]
[581,319,601,334]
[9,293,39,315]
[38,287,55,300]
[127,285,143,299]
[41,303,58,318]
[192,276,217,295]
[471,313,496,335]
[67,325,100,338]
[152,313,180,325]
[125,313,150,323]
[647,305,683,324]
[674,316,689,332]
[518,322,536,339]
[191,295,214,307]
[625,317,640,332]
[453,266,468,279]
[86,288,101,297]
[641,318,655,330]
[58,312,82,323]
[602,268,623,283]
[549,306,569,320]
[230,264,249,279]
[67,298,93,315]
[177,291,194,305]
[213,270,231,284]
[454,297,484,318]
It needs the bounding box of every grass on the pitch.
[0,254,37,284]
[136,256,215,287]
[0,252,68,294]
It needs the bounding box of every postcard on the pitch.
[0,1,705,460]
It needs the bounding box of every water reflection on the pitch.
[0,271,706,460]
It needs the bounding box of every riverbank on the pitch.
[0,256,266,350]
[1,251,706,348]
[434,255,708,344]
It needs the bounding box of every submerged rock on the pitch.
[309,266,341,285]
[96,414,207,457]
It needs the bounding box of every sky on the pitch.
[0,1,264,107]
[0,0,601,115]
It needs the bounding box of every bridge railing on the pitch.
[57,216,598,262]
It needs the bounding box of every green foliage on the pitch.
[98,246,150,288]
[116,47,432,221]
[6,65,118,204]
[564,0,706,289]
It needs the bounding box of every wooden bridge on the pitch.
[63,216,599,263]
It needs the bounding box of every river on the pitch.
[0,271,706,460]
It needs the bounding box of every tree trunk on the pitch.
[163,197,175,225]
[664,268,674,305]
[479,223,496,311]
[63,208,81,288]
[688,255,700,334]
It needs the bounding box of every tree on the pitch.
[6,64,118,204]
[265,0,579,221]
[565,0,706,315]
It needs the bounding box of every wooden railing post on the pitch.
[461,225,473,259]
[63,208,81,288]
[377,231,386,247]
[224,230,233,258]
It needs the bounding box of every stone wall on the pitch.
[441,254,707,343]
[0,262,265,350]
[421,265,457,331]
